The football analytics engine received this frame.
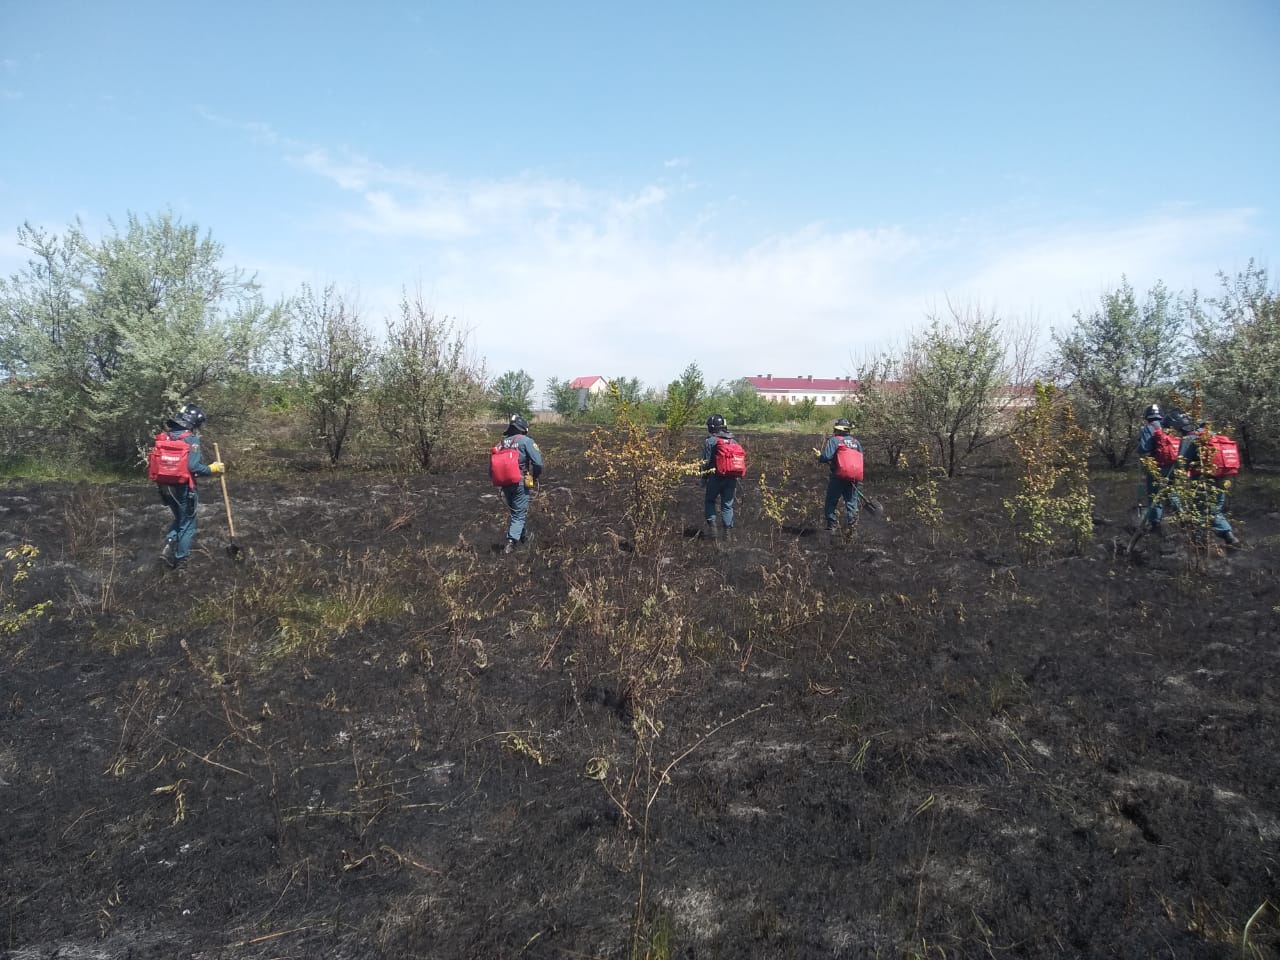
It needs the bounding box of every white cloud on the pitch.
[235,125,1267,394]
[388,212,934,388]
[953,208,1262,332]
[351,190,473,239]
[437,207,1261,391]
[293,146,601,242]
[296,148,378,192]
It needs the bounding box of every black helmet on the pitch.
[1143,404,1162,422]
[167,403,206,431]
[1166,409,1194,436]
[706,414,726,432]
[507,414,529,435]
[833,418,851,433]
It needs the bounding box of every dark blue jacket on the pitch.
[1136,421,1162,458]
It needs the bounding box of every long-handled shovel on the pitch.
[213,443,243,562]
[856,487,884,517]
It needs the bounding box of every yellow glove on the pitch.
[524,474,535,488]
[812,447,822,457]
[209,461,226,475]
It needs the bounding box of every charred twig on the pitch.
[228,924,328,947]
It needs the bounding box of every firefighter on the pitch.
[496,414,543,554]
[701,414,742,539]
[815,418,864,534]
[152,403,225,570]
[1136,403,1168,535]
[1167,411,1241,550]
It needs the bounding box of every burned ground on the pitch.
[2,429,1278,959]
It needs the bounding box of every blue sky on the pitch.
[2,1,1277,397]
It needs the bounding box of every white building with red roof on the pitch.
[569,375,610,395]
[744,374,859,405]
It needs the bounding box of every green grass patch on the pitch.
[0,455,138,484]
[262,590,409,665]
[186,579,412,671]
[90,621,165,656]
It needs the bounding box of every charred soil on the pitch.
[2,429,1278,959]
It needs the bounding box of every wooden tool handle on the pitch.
[213,443,236,538]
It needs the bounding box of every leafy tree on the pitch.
[852,355,912,467]
[1189,261,1279,466]
[580,376,646,424]
[1004,382,1094,559]
[290,283,373,464]
[661,362,705,437]
[0,376,35,458]
[706,378,775,426]
[897,302,1036,477]
[584,382,703,553]
[0,212,283,462]
[1051,278,1187,467]
[545,376,584,418]
[373,288,485,470]
[610,376,645,407]
[790,397,817,423]
[490,369,535,420]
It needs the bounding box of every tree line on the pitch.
[1,212,1275,474]
[838,273,1277,477]
[0,213,486,470]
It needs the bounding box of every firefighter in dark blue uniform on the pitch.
[1167,410,1241,549]
[701,414,739,537]
[1136,403,1167,533]
[816,418,863,532]
[155,404,224,570]
[498,415,543,554]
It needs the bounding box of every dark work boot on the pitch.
[1222,531,1242,550]
[705,520,718,541]
[160,539,177,566]
[503,539,517,555]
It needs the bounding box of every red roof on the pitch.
[745,376,860,392]
[569,375,607,389]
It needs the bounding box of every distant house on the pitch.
[570,375,610,395]
[564,375,610,412]
[744,374,1036,413]
[744,374,859,405]
[996,384,1037,410]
